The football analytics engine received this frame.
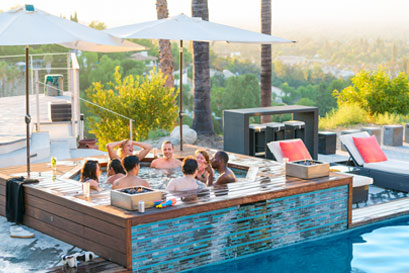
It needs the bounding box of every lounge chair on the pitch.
[267,138,373,203]
[340,131,409,192]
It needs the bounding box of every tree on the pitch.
[260,0,272,122]
[192,0,213,135]
[210,74,260,117]
[335,69,409,114]
[70,12,78,22]
[85,67,178,148]
[156,0,174,88]
[88,21,106,30]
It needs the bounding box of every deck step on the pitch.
[0,132,50,168]
[351,197,409,227]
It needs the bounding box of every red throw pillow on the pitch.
[279,140,312,162]
[353,135,387,163]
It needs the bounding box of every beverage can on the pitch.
[138,201,145,213]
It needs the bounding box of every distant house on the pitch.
[130,51,158,68]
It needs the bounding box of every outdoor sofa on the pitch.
[267,138,373,203]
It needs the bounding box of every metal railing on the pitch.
[37,81,135,141]
[79,97,135,142]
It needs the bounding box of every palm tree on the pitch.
[191,0,214,135]
[260,0,272,123]
[156,0,174,88]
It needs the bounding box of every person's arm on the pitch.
[88,179,100,191]
[106,140,124,160]
[215,170,236,185]
[133,141,152,161]
[206,165,214,186]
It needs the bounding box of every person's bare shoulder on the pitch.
[166,178,177,191]
[151,158,165,169]
[172,158,182,167]
[135,177,150,188]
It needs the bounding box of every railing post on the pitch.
[130,119,133,142]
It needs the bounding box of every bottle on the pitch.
[283,157,289,174]
[82,181,90,198]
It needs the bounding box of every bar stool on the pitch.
[265,122,285,159]
[283,120,306,141]
[249,124,266,157]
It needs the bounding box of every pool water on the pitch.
[187,215,409,273]
[74,166,247,190]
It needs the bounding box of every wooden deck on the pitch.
[352,196,409,227]
[0,145,352,270]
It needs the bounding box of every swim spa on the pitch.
[0,146,352,272]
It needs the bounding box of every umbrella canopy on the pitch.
[0,5,145,51]
[0,5,145,177]
[106,14,293,44]
[106,14,293,151]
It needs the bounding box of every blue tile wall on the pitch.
[131,186,348,272]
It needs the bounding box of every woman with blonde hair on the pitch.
[194,149,214,186]
[106,140,152,161]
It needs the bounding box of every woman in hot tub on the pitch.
[80,160,103,191]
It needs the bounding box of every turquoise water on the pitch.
[73,166,247,190]
[188,215,409,273]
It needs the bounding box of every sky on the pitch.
[2,0,409,38]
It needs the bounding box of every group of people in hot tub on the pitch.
[80,139,237,192]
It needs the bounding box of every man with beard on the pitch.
[211,151,236,185]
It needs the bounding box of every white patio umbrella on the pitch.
[106,14,294,151]
[0,5,145,177]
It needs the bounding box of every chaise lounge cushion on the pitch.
[353,135,387,163]
[279,139,312,162]
[364,159,409,175]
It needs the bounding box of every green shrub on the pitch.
[319,104,368,130]
[85,67,178,149]
[334,69,409,114]
[370,112,409,125]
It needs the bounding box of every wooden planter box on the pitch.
[111,186,162,211]
[286,160,330,179]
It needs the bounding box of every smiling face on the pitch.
[162,143,174,160]
[211,153,220,169]
[122,140,134,157]
[196,152,207,169]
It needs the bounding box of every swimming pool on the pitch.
[187,215,409,273]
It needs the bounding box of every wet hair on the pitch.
[195,149,210,164]
[217,151,229,164]
[182,156,198,175]
[118,139,131,159]
[108,159,125,175]
[122,155,139,172]
[81,160,99,182]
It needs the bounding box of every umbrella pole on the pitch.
[25,46,31,178]
[179,40,183,151]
